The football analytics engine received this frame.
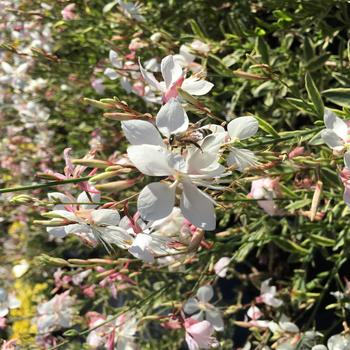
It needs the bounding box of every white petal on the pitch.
[1,62,13,74]
[227,147,258,171]
[127,145,174,176]
[311,346,327,350]
[344,187,350,207]
[321,129,344,150]
[156,98,189,137]
[128,233,154,263]
[138,182,175,221]
[197,285,214,302]
[344,152,350,169]
[104,68,119,80]
[91,209,120,226]
[99,226,133,249]
[184,298,200,314]
[47,226,67,238]
[324,110,348,141]
[122,120,164,146]
[161,55,183,88]
[227,116,259,140]
[182,76,214,95]
[214,257,230,278]
[109,50,122,68]
[65,223,91,235]
[139,58,162,91]
[77,191,101,209]
[48,192,71,210]
[51,210,80,222]
[0,307,8,318]
[180,181,216,230]
[8,295,21,309]
[206,308,224,331]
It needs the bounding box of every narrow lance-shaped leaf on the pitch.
[254,115,279,138]
[305,72,324,118]
[322,88,350,108]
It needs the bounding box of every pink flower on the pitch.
[61,4,77,20]
[184,318,219,349]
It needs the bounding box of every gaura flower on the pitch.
[61,3,77,20]
[321,110,350,163]
[256,279,283,308]
[226,116,259,171]
[125,121,226,230]
[184,317,219,350]
[184,285,224,331]
[35,291,75,333]
[139,55,213,103]
[312,334,350,350]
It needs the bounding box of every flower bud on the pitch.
[95,179,136,193]
[89,170,121,183]
[83,98,114,110]
[9,194,34,204]
[72,159,110,169]
[38,254,69,266]
[103,112,138,121]
[150,32,162,42]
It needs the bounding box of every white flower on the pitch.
[0,288,21,318]
[226,116,259,171]
[139,55,213,103]
[46,191,133,249]
[257,279,283,307]
[123,115,226,230]
[184,285,224,331]
[268,315,299,334]
[0,61,29,89]
[35,291,74,333]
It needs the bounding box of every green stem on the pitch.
[0,176,92,194]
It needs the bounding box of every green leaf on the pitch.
[273,237,309,255]
[322,88,350,108]
[305,53,330,72]
[254,115,279,137]
[305,73,324,118]
[309,234,336,247]
[188,19,206,39]
[256,37,270,65]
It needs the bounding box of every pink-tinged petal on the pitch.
[121,120,164,146]
[161,55,183,88]
[109,50,122,69]
[137,182,175,221]
[180,181,216,230]
[324,109,348,141]
[227,116,259,140]
[247,306,263,320]
[187,320,215,348]
[197,285,214,302]
[139,58,162,91]
[156,98,189,137]
[128,233,154,263]
[127,145,175,176]
[182,77,214,95]
[321,129,344,150]
[214,257,230,278]
[91,209,120,226]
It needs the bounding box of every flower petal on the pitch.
[227,116,259,140]
[180,181,216,230]
[139,58,162,91]
[161,55,183,88]
[344,152,350,169]
[100,226,133,249]
[197,285,214,302]
[324,109,348,141]
[206,308,224,331]
[321,129,344,150]
[122,120,164,146]
[184,298,200,314]
[127,145,174,176]
[77,191,101,209]
[156,98,189,137]
[182,77,214,95]
[109,50,122,68]
[47,226,67,238]
[128,233,155,263]
[138,182,175,221]
[104,68,119,80]
[48,192,71,210]
[227,147,258,172]
[91,209,120,226]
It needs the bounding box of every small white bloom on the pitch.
[184,285,224,331]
